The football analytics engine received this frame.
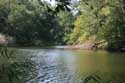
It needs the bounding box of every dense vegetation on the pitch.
[0,47,36,83]
[67,0,125,51]
[0,0,71,46]
[0,0,125,50]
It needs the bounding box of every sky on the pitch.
[41,0,80,7]
[42,0,57,7]
[40,0,80,16]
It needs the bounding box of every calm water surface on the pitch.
[17,48,125,83]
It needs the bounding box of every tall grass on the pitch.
[79,73,122,83]
[0,47,36,83]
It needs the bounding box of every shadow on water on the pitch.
[0,47,37,83]
[27,49,125,83]
[0,48,125,83]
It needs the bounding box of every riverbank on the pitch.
[63,40,107,50]
[0,37,125,52]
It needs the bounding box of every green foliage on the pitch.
[0,0,71,46]
[66,0,125,50]
[67,13,95,44]
[0,47,36,83]
[57,11,74,44]
[82,73,122,83]
[0,0,125,50]
[7,0,56,46]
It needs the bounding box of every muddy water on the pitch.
[17,48,125,83]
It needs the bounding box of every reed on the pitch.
[0,47,36,83]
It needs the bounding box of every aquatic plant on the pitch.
[0,47,36,83]
[83,73,104,83]
[82,73,121,83]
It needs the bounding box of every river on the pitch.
[7,48,125,83]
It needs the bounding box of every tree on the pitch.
[66,0,125,50]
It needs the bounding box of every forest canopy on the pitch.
[0,0,125,50]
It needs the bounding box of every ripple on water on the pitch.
[26,49,125,83]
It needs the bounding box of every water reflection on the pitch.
[2,48,125,83]
[27,49,76,83]
[24,49,125,83]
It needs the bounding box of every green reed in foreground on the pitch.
[0,47,36,83]
[81,73,123,83]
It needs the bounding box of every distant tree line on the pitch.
[0,0,125,50]
[0,0,74,46]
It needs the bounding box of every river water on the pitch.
[17,48,125,83]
